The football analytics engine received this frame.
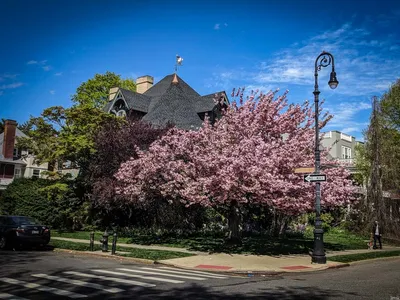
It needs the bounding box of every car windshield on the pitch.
[10,216,40,225]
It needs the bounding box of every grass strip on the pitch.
[49,239,194,261]
[328,250,400,263]
[51,231,131,244]
[51,229,370,255]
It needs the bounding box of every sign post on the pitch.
[303,174,327,183]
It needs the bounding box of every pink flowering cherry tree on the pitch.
[115,89,356,242]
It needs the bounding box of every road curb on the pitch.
[154,261,348,277]
[346,255,400,266]
[326,262,350,269]
[53,248,155,265]
[154,261,283,276]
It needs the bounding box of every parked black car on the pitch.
[0,215,51,250]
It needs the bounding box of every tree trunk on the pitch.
[227,202,242,244]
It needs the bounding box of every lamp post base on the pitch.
[311,254,327,264]
[311,219,326,264]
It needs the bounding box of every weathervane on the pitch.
[175,54,183,73]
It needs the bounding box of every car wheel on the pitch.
[0,236,7,250]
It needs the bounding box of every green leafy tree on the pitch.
[17,72,135,169]
[71,71,135,108]
[0,177,90,230]
[381,79,400,130]
[355,80,400,237]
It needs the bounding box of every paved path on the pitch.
[51,237,206,254]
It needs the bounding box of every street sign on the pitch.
[294,167,315,174]
[303,174,327,182]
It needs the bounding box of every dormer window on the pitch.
[13,148,21,159]
[117,110,127,118]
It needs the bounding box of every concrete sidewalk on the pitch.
[51,237,205,254]
[51,237,400,274]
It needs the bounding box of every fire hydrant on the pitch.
[100,230,109,252]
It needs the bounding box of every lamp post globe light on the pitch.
[312,51,338,264]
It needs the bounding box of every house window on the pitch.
[342,146,351,159]
[14,168,22,178]
[13,148,21,158]
[32,169,41,178]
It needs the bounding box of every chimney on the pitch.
[108,87,119,101]
[2,119,17,159]
[136,75,154,94]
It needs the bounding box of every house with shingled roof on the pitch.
[104,73,229,129]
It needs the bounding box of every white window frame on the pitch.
[342,146,352,159]
[14,168,21,178]
[32,169,41,178]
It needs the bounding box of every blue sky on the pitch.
[1,0,399,140]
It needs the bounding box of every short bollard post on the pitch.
[101,230,109,252]
[111,231,117,255]
[89,232,94,251]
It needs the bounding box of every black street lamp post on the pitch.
[312,51,339,264]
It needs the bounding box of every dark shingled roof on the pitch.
[120,89,150,113]
[197,91,227,113]
[142,79,203,130]
[105,74,228,130]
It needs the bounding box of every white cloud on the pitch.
[254,22,399,97]
[49,90,55,95]
[207,19,399,137]
[27,60,51,71]
[214,23,220,30]
[324,100,372,136]
[224,23,228,27]
[54,72,63,76]
[0,73,18,81]
[0,82,23,89]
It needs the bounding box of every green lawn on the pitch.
[51,228,368,256]
[328,250,400,263]
[49,239,193,261]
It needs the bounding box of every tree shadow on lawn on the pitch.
[129,234,356,255]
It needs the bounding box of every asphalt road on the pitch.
[0,250,399,299]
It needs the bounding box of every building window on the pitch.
[14,168,22,178]
[32,169,41,178]
[13,148,22,158]
[342,146,352,159]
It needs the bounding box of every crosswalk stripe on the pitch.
[0,278,86,299]
[116,268,207,281]
[64,271,156,288]
[0,293,29,300]
[156,267,229,279]
[31,274,124,293]
[92,270,184,284]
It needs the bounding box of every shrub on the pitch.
[0,177,90,230]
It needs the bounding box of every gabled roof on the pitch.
[120,89,151,113]
[105,74,228,130]
[197,91,228,113]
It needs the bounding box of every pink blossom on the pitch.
[115,90,356,215]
